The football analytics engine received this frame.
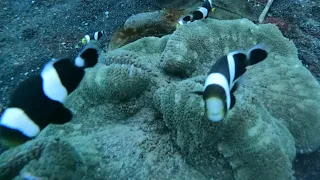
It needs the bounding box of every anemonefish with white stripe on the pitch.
[81,30,105,45]
[178,0,214,26]
[193,44,269,122]
[0,42,100,147]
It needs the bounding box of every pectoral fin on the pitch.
[231,82,239,94]
[191,91,204,96]
[230,94,236,109]
[51,106,73,124]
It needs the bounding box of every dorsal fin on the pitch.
[247,44,269,66]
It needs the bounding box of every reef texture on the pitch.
[1,18,320,180]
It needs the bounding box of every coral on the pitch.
[77,64,150,103]
[154,78,296,179]
[0,138,87,180]
[0,139,49,179]
[61,62,152,120]
[15,138,87,180]
[161,18,296,77]
[218,91,296,179]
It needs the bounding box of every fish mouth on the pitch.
[207,112,224,122]
[205,97,225,122]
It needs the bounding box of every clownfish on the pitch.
[81,30,105,45]
[0,42,100,147]
[178,0,214,26]
[193,44,269,122]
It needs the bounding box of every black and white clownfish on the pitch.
[178,0,214,26]
[81,30,105,45]
[0,42,100,147]
[193,44,269,122]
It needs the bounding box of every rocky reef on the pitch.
[1,18,320,180]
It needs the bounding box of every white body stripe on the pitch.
[0,108,40,137]
[207,0,213,7]
[74,56,85,68]
[227,52,236,87]
[204,73,231,109]
[94,32,99,40]
[41,60,68,103]
[198,7,208,17]
[228,50,247,89]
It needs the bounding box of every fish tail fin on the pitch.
[94,30,105,41]
[202,0,213,15]
[247,43,269,66]
[74,42,100,68]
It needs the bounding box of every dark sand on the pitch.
[0,0,160,112]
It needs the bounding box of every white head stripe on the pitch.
[74,56,85,68]
[198,7,208,17]
[207,0,213,6]
[0,108,40,137]
[41,60,68,103]
[85,35,91,42]
[227,52,236,87]
[204,73,231,109]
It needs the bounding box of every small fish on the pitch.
[193,44,269,122]
[178,0,214,26]
[0,42,100,147]
[81,30,105,45]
